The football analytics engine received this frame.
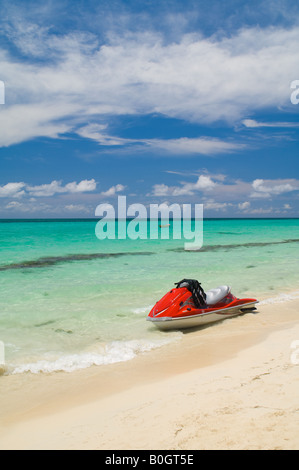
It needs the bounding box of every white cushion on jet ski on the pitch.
[205,285,231,305]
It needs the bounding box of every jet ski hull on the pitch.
[147,300,258,330]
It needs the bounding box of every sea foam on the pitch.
[259,290,299,305]
[11,335,182,375]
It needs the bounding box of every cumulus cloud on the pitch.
[4,200,54,213]
[100,184,126,196]
[238,201,251,211]
[251,178,299,198]
[0,179,97,198]
[151,184,170,197]
[0,178,125,215]
[150,176,299,214]
[204,200,229,211]
[5,200,24,209]
[152,175,216,197]
[0,182,26,198]
[26,179,97,196]
[64,179,97,194]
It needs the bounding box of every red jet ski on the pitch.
[147,279,258,330]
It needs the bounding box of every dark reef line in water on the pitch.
[1,238,298,271]
[0,251,154,271]
[170,238,299,252]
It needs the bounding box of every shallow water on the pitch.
[0,218,298,374]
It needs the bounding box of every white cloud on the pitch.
[100,184,126,197]
[174,175,216,195]
[5,200,23,209]
[0,102,75,147]
[151,175,216,197]
[26,181,67,197]
[151,184,170,197]
[243,119,299,128]
[143,137,242,156]
[64,179,97,193]
[77,124,131,146]
[0,24,298,146]
[251,178,299,198]
[26,179,97,197]
[0,179,97,198]
[0,182,26,198]
[204,200,229,211]
[4,200,53,213]
[245,207,274,214]
[238,201,251,210]
[5,200,89,215]
[77,124,242,155]
[150,176,299,215]
[64,204,90,213]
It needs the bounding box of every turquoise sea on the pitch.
[0,218,298,375]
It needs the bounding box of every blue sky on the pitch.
[0,0,298,217]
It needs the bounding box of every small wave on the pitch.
[11,336,182,375]
[259,290,299,305]
[132,305,154,314]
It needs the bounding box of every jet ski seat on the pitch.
[205,285,231,306]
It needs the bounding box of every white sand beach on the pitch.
[0,294,298,450]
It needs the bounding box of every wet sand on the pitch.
[0,294,298,450]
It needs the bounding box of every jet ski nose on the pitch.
[149,287,190,317]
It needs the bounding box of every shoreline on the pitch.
[0,292,298,450]
[3,287,299,377]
